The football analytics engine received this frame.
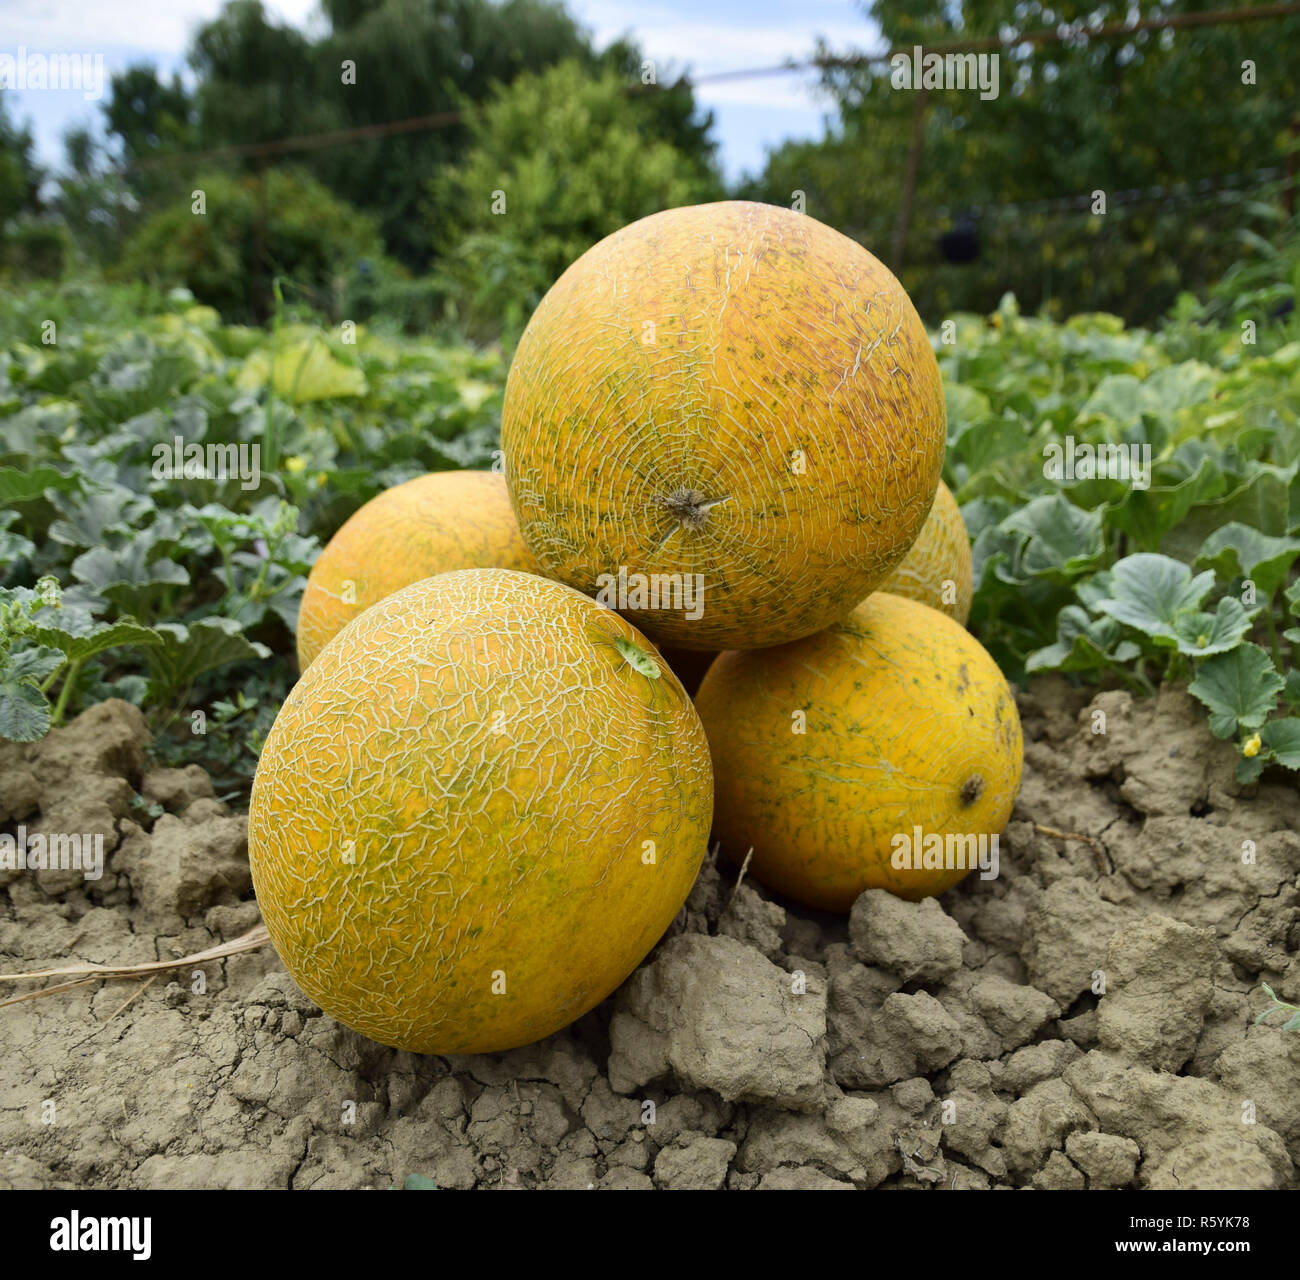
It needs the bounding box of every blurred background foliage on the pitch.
[0,0,1297,337]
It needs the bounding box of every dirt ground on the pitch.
[1,677,1297,1190]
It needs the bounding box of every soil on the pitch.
[1,678,1297,1190]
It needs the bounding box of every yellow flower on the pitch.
[286,455,307,473]
[1243,733,1261,758]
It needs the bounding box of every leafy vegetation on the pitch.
[0,282,502,791]
[946,216,1300,780]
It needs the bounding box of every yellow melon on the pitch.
[694,592,1021,909]
[296,470,538,670]
[250,568,713,1054]
[874,480,972,624]
[501,200,946,651]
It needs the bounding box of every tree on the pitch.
[54,126,136,266]
[0,93,42,232]
[741,0,1300,322]
[118,168,384,322]
[431,61,723,336]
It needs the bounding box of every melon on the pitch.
[250,568,713,1054]
[694,592,1021,909]
[296,470,538,670]
[501,200,946,651]
[874,481,972,624]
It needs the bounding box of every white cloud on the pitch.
[4,0,321,58]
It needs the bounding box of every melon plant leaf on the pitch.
[1079,373,1146,424]
[29,618,163,666]
[1260,718,1300,770]
[1026,605,1141,674]
[48,486,156,549]
[999,494,1104,580]
[9,644,66,683]
[1284,669,1300,709]
[1091,553,1218,644]
[71,541,190,615]
[0,465,80,505]
[146,618,271,704]
[1286,579,1300,618]
[1187,644,1286,738]
[943,382,992,433]
[0,678,51,743]
[237,339,366,403]
[1194,523,1300,599]
[1107,456,1225,550]
[1167,597,1255,656]
[951,415,1027,475]
[0,514,35,569]
[1144,361,1217,413]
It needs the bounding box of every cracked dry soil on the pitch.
[1,677,1298,1190]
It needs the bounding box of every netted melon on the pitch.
[251,568,713,1054]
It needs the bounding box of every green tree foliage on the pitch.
[431,61,724,338]
[117,168,384,322]
[742,0,1300,323]
[54,127,137,267]
[176,0,603,267]
[0,94,41,231]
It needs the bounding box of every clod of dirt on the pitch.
[114,809,252,921]
[1021,878,1128,1006]
[1213,1027,1300,1166]
[849,890,966,983]
[1096,914,1216,1071]
[717,881,787,961]
[1032,1150,1086,1189]
[607,934,828,1111]
[1064,1051,1292,1190]
[653,1134,737,1189]
[1065,1130,1140,1189]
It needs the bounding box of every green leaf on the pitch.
[0,466,80,505]
[71,542,190,611]
[146,618,271,705]
[950,415,1027,474]
[1107,455,1225,551]
[1079,374,1145,423]
[29,618,164,666]
[1195,523,1300,599]
[999,494,1105,580]
[237,339,366,403]
[1166,597,1255,657]
[0,678,51,742]
[1259,718,1300,770]
[48,486,155,549]
[8,644,66,683]
[1091,553,1218,646]
[1026,605,1141,674]
[1187,644,1286,738]
[1283,669,1300,709]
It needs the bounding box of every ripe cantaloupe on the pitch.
[250,568,713,1054]
[694,592,1021,909]
[501,200,946,651]
[874,481,972,624]
[296,470,538,671]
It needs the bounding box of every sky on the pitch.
[2,0,878,184]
